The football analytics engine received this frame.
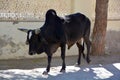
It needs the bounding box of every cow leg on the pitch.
[76,43,83,65]
[84,37,91,64]
[60,43,66,72]
[43,54,52,75]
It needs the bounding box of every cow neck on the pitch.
[40,28,48,44]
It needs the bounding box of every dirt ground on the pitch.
[0,53,120,70]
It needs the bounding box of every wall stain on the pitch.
[0,35,22,55]
[106,31,120,53]
[0,30,119,59]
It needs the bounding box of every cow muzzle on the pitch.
[29,51,36,55]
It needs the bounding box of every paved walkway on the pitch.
[0,63,120,80]
[0,54,120,80]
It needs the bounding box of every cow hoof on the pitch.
[60,69,65,73]
[43,71,48,75]
[87,59,91,64]
[75,63,80,67]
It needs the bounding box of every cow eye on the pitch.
[38,36,41,42]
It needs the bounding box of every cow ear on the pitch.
[18,28,29,33]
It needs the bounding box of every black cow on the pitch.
[18,9,91,75]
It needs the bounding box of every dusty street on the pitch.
[0,53,120,70]
[0,53,120,80]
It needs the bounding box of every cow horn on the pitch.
[35,28,40,34]
[18,28,29,33]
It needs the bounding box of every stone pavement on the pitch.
[0,55,120,80]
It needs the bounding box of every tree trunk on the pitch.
[91,0,109,55]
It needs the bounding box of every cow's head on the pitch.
[18,28,46,55]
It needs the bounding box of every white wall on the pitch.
[0,22,46,59]
[0,0,120,59]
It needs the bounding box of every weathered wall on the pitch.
[0,0,78,59]
[0,0,120,59]
[0,0,72,21]
[0,22,45,59]
[106,21,120,54]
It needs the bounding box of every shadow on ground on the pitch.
[0,63,120,80]
[0,53,120,80]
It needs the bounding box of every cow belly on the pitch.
[50,43,60,53]
[67,41,75,49]
[67,37,83,49]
